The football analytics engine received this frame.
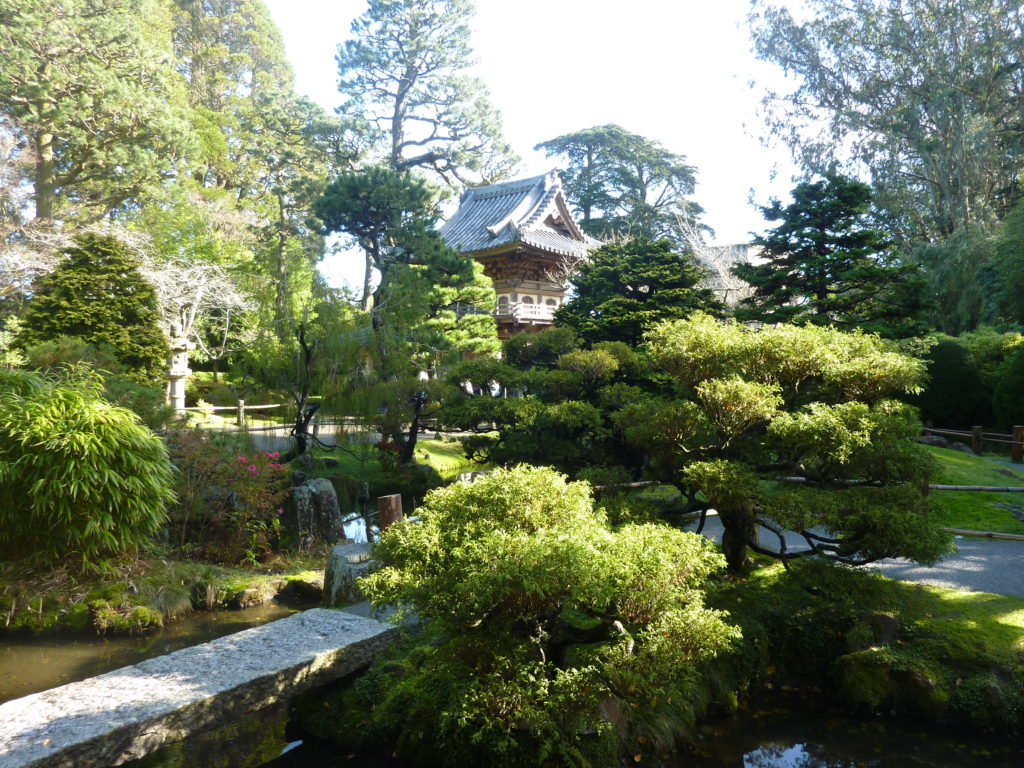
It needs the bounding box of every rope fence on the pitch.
[923,423,1024,463]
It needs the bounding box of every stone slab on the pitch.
[0,609,395,768]
[323,543,376,608]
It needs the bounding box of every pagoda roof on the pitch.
[440,170,600,259]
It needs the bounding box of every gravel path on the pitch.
[696,516,1024,599]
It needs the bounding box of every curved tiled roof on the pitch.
[440,170,600,259]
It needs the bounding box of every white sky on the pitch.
[262,0,803,290]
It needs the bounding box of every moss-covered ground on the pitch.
[926,445,1024,534]
[710,561,1024,729]
[0,556,325,636]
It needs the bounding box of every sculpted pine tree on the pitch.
[629,313,952,573]
[0,0,192,222]
[18,234,170,384]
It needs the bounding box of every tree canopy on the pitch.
[336,0,515,186]
[749,0,1024,242]
[536,124,702,244]
[0,0,193,222]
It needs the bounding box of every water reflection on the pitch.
[0,601,306,703]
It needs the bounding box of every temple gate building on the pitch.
[440,171,599,338]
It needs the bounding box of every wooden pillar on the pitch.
[236,399,246,428]
[1012,426,1024,464]
[378,494,404,532]
[971,426,984,455]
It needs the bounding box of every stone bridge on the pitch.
[0,609,394,768]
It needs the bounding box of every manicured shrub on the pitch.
[910,339,991,428]
[0,368,174,572]
[993,347,1024,432]
[17,233,170,384]
[312,466,738,767]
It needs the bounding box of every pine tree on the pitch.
[734,175,928,337]
[556,237,721,346]
[18,234,169,384]
[0,0,193,222]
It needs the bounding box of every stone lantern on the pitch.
[167,322,195,413]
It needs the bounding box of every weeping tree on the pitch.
[317,166,499,466]
[624,313,952,573]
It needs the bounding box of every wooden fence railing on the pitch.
[180,400,285,429]
[923,424,1024,463]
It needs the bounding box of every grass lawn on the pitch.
[308,435,482,483]
[714,561,1024,727]
[925,445,1024,534]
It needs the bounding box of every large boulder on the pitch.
[285,478,345,546]
[306,477,345,543]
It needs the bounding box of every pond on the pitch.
[0,600,308,704]
[264,691,1024,767]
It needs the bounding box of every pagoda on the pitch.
[440,170,599,338]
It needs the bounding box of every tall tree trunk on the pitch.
[719,503,758,574]
[362,247,374,311]
[34,129,55,221]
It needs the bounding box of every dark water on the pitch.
[263,692,1024,768]
[690,692,1024,767]
[0,601,306,703]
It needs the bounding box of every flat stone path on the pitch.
[698,516,1024,599]
[0,608,395,768]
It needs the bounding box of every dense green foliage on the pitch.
[0,369,174,571]
[910,340,992,429]
[555,237,721,346]
[317,466,738,766]
[18,234,170,384]
[23,336,174,428]
[0,0,192,221]
[993,347,1024,432]
[443,330,654,474]
[734,175,928,337]
[994,198,1024,324]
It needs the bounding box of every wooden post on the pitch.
[378,494,404,532]
[1013,426,1024,464]
[971,425,983,455]
[236,399,246,428]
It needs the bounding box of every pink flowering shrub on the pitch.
[167,433,290,563]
